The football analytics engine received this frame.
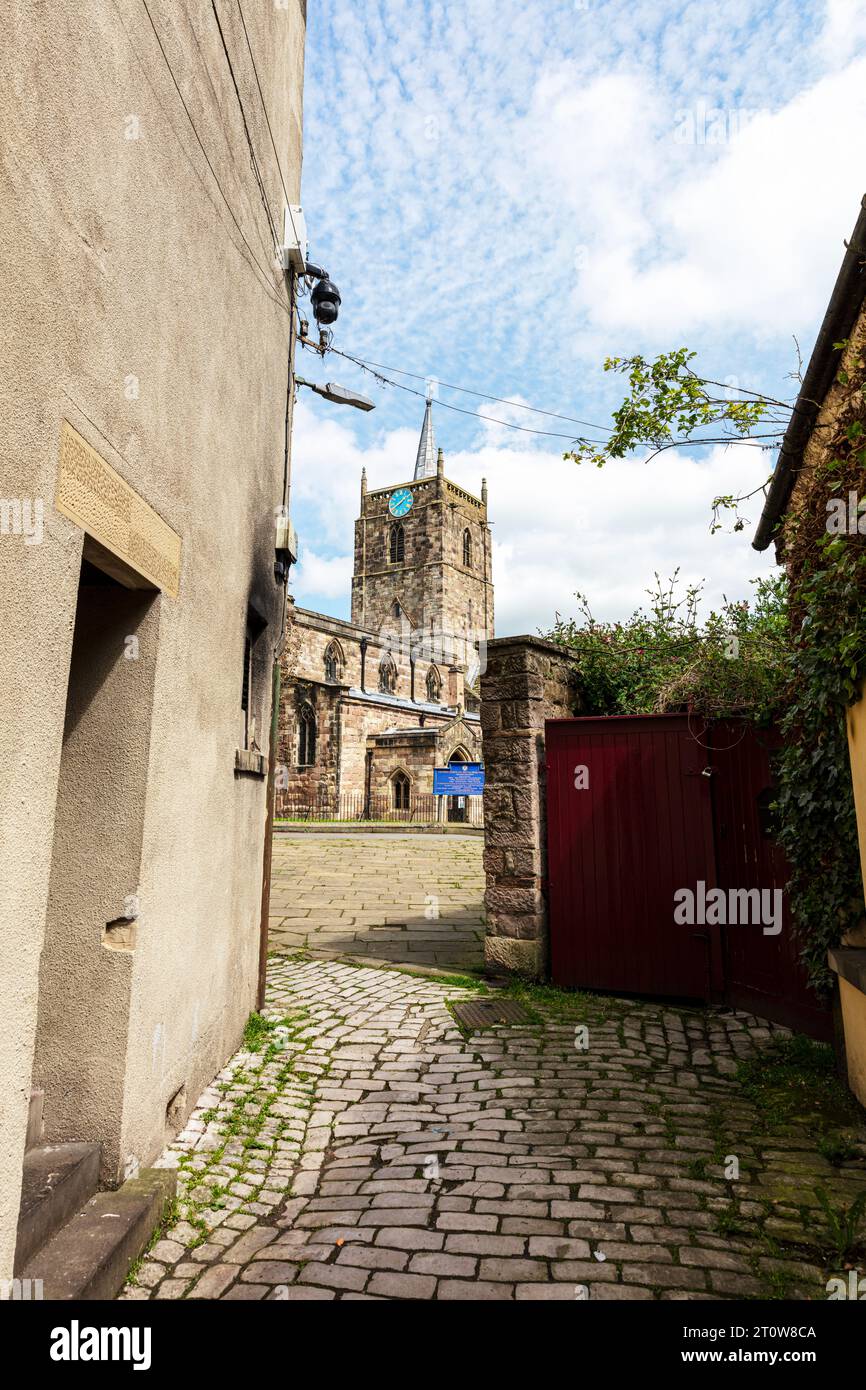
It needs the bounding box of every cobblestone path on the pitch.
[123,956,866,1302]
[268,832,485,970]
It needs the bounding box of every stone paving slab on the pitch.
[123,956,866,1302]
[268,832,485,970]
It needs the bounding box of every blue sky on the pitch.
[289,0,866,634]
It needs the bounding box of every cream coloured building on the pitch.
[0,0,306,1287]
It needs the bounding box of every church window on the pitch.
[462,529,472,567]
[379,654,397,694]
[390,524,405,564]
[298,703,316,766]
[426,665,442,702]
[392,771,411,810]
[323,640,343,682]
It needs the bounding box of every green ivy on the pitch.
[773,534,866,990]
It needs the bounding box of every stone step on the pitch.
[19,1168,176,1300]
[15,1142,101,1273]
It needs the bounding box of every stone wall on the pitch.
[351,468,493,660]
[280,599,477,804]
[480,636,580,978]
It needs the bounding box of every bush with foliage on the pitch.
[547,570,787,719]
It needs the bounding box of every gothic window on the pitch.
[297,703,316,766]
[426,665,442,702]
[323,640,343,682]
[392,771,411,810]
[379,653,397,694]
[390,524,405,564]
[462,529,472,567]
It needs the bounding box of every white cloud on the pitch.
[293,0,863,633]
[820,0,866,63]
[293,549,353,601]
[291,400,778,636]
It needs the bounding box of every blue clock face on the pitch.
[389,488,413,518]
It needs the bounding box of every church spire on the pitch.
[413,397,436,480]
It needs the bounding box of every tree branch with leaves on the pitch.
[565,348,797,531]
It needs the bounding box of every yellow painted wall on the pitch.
[846,680,866,918]
[839,977,866,1107]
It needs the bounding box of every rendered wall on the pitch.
[0,0,305,1277]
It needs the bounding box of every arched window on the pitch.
[426,665,442,702]
[390,524,405,564]
[392,771,411,810]
[323,640,343,683]
[462,529,472,567]
[298,703,316,766]
[379,653,397,694]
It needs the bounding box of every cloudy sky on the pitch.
[290,0,866,635]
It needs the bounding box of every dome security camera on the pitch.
[311,276,341,326]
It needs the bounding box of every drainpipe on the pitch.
[363,748,373,820]
[257,654,281,1011]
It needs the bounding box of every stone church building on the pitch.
[278,404,494,818]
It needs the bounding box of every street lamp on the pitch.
[295,377,375,412]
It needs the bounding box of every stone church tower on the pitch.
[350,400,494,671]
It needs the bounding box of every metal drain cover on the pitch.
[452,998,528,1029]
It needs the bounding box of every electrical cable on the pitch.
[181,5,278,272]
[315,343,787,451]
[138,0,284,307]
[235,0,303,252]
[328,346,614,433]
[210,0,281,257]
[300,341,610,443]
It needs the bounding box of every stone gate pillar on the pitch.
[480,636,579,978]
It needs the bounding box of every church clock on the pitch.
[388,487,413,518]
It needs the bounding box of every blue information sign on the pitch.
[433,764,485,796]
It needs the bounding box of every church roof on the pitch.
[413,398,436,480]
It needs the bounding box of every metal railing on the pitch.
[274,789,483,826]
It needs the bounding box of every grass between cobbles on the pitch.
[127,955,866,1300]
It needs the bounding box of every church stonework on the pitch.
[278,406,494,817]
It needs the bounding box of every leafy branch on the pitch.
[564,347,796,530]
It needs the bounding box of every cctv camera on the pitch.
[311,276,341,326]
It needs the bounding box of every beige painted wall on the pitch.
[839,978,866,1107]
[0,0,305,1276]
[846,681,866,922]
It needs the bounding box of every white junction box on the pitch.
[281,204,308,272]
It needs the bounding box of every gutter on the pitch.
[753,193,866,553]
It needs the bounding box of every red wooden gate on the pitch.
[546,714,830,1040]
